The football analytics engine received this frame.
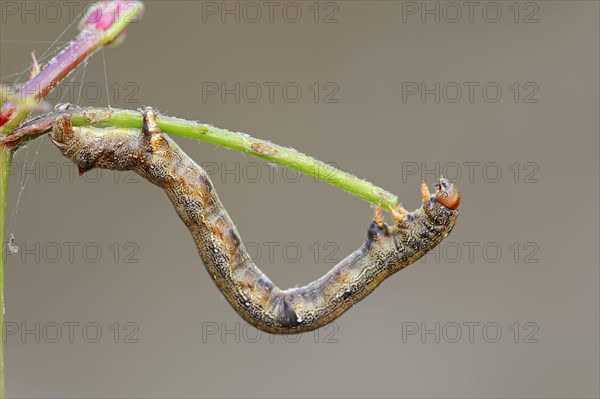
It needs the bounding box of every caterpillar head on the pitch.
[422,177,460,226]
[436,178,460,210]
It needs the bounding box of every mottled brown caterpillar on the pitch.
[50,107,460,334]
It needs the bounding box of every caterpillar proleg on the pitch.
[50,107,460,334]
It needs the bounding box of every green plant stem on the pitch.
[8,107,400,210]
[0,146,12,399]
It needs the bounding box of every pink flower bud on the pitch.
[79,1,144,32]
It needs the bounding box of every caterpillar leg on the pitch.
[389,203,408,223]
[140,106,170,153]
[421,181,431,204]
[142,106,160,135]
[373,204,385,228]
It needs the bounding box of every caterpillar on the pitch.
[49,107,460,334]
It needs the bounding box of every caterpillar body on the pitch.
[50,107,460,334]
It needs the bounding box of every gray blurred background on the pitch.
[1,1,598,397]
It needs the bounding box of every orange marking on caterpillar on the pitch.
[436,179,460,210]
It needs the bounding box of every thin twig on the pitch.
[5,106,400,210]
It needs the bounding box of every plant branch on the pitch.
[5,107,400,210]
[0,148,11,399]
[0,0,144,133]
[0,2,144,396]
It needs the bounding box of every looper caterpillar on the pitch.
[50,107,460,334]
